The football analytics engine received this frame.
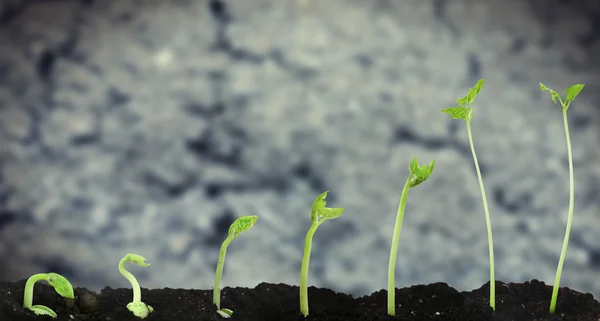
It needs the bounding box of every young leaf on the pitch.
[29,305,58,317]
[441,107,472,121]
[310,191,344,223]
[409,159,435,187]
[539,82,560,104]
[564,84,585,103]
[124,254,150,267]
[228,215,258,238]
[47,273,74,299]
[473,79,485,96]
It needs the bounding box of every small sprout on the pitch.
[441,78,497,311]
[23,272,74,318]
[387,157,434,316]
[213,215,259,318]
[300,191,344,317]
[540,82,585,314]
[119,253,154,319]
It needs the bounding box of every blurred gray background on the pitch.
[1,0,600,300]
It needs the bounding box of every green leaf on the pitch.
[123,254,150,267]
[441,107,472,120]
[29,305,58,318]
[46,273,74,299]
[473,79,485,96]
[564,84,585,102]
[408,157,420,174]
[310,191,344,223]
[539,82,560,104]
[228,215,258,238]
[409,159,435,188]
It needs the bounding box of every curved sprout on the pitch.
[119,253,154,319]
[23,272,74,318]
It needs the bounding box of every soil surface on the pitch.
[1,278,599,321]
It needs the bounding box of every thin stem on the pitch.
[387,177,412,316]
[300,225,318,317]
[466,119,496,311]
[214,237,233,309]
[550,108,575,314]
[23,273,47,308]
[119,258,142,302]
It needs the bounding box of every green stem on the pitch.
[214,237,233,309]
[549,108,575,314]
[119,258,142,302]
[387,177,412,316]
[300,224,318,317]
[23,273,47,308]
[466,119,495,311]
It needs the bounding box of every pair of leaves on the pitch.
[539,82,585,111]
[228,215,259,238]
[441,79,485,121]
[408,158,435,188]
[311,191,344,224]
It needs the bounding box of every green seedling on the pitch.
[441,79,496,310]
[119,253,154,319]
[387,157,435,316]
[23,272,74,318]
[539,82,585,314]
[213,215,259,318]
[300,191,344,317]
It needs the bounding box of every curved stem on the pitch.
[300,225,317,317]
[387,177,412,316]
[466,119,495,310]
[550,109,575,314]
[214,237,233,309]
[119,257,142,302]
[23,273,47,308]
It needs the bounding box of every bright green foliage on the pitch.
[23,272,74,318]
[540,82,585,314]
[441,78,496,311]
[300,191,344,317]
[214,215,259,318]
[119,253,154,319]
[387,158,435,316]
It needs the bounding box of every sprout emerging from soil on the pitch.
[387,157,434,316]
[23,272,74,318]
[300,191,344,317]
[119,253,154,319]
[442,79,497,311]
[213,215,259,318]
[539,82,585,314]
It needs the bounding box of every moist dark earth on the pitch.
[1,279,599,321]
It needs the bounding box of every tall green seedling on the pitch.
[213,215,259,318]
[441,79,496,310]
[387,157,435,316]
[539,82,585,314]
[23,272,74,318]
[119,253,153,319]
[300,191,344,317]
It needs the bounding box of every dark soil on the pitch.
[1,278,599,321]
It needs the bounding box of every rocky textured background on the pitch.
[0,0,599,300]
